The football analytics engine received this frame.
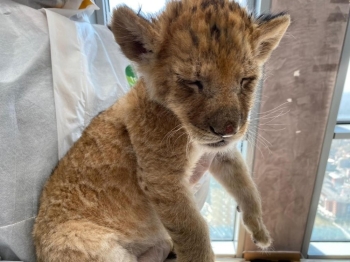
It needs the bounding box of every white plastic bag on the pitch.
[44,9,131,158]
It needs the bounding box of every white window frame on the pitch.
[302,15,350,259]
[94,0,110,25]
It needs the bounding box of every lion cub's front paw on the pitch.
[251,223,272,249]
[243,214,272,249]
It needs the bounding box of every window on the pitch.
[201,177,237,241]
[305,16,350,258]
[108,0,248,14]
[109,0,166,14]
[311,139,350,242]
[338,61,350,123]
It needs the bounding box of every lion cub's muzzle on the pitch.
[207,109,241,137]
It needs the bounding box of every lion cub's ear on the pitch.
[254,13,290,62]
[110,6,158,64]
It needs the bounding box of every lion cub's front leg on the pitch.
[209,148,272,249]
[139,169,214,262]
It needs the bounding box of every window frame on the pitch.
[302,14,350,258]
[94,0,110,25]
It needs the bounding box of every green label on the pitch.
[125,65,138,88]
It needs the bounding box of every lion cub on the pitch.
[33,0,290,261]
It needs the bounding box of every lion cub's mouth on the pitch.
[205,140,229,148]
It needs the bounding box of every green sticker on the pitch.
[125,65,138,88]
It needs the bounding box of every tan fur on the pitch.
[33,0,290,261]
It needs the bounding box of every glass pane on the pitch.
[311,139,350,241]
[201,176,237,241]
[109,0,166,13]
[108,0,248,17]
[338,60,350,122]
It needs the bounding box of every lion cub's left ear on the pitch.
[254,13,291,63]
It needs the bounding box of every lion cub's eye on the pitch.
[177,77,204,91]
[240,77,256,90]
[187,81,203,91]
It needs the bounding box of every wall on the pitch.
[245,0,349,251]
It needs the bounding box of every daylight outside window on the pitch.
[311,60,350,243]
[311,139,350,242]
[338,61,350,123]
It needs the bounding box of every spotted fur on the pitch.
[33,0,290,261]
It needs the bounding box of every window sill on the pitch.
[308,242,350,258]
[215,259,244,262]
[212,241,236,257]
[334,124,350,139]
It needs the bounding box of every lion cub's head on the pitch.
[111,0,290,149]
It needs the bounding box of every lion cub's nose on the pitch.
[225,124,235,135]
[209,123,237,137]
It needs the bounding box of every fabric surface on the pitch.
[0,1,58,261]
[0,2,130,261]
[44,9,130,158]
[12,0,67,9]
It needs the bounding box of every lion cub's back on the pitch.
[33,106,163,253]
